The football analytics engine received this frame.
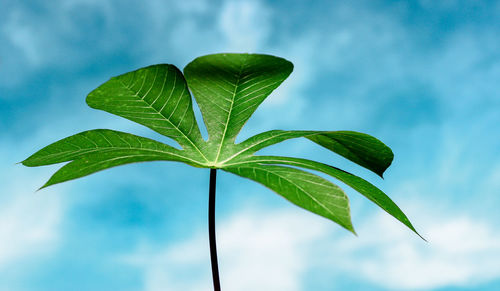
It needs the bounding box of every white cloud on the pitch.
[2,0,110,68]
[2,12,42,66]
[120,201,500,291]
[0,161,64,268]
[0,191,62,267]
[0,0,115,88]
[120,207,329,291]
[218,0,272,52]
[331,211,500,290]
[217,209,328,291]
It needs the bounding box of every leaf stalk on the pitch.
[209,169,221,291]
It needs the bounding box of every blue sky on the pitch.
[1,0,499,290]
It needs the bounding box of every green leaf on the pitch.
[86,64,209,162]
[308,131,393,178]
[184,53,293,162]
[23,129,199,188]
[224,164,355,233]
[23,53,421,237]
[226,155,423,239]
[231,130,393,177]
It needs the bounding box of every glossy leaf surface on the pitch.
[23,53,420,236]
[225,164,354,233]
[23,129,195,188]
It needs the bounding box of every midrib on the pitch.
[118,79,209,163]
[214,59,246,164]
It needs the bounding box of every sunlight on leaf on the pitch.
[23,53,421,237]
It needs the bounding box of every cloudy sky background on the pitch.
[1,0,499,290]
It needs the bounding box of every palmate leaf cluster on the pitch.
[23,53,420,236]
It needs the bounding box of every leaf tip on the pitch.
[406,221,427,242]
[36,184,48,192]
[414,230,427,242]
[37,178,56,191]
[19,158,30,166]
[344,223,357,236]
[21,154,41,167]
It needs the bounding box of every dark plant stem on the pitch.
[209,169,221,291]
